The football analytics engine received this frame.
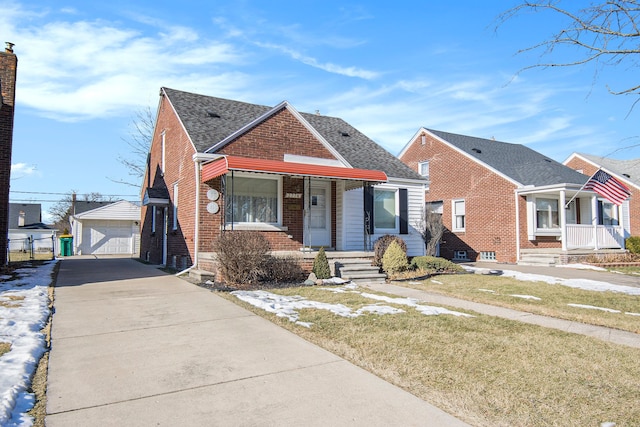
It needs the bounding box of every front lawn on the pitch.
[397,273,640,333]
[218,283,640,427]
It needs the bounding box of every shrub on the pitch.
[626,236,640,254]
[263,256,306,284]
[410,256,465,273]
[312,247,332,279]
[373,235,407,266]
[382,241,409,274]
[212,231,270,287]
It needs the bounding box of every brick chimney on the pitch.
[0,42,18,266]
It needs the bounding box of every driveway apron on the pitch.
[46,257,469,426]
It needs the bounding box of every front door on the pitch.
[309,181,331,247]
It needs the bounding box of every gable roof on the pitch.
[565,153,640,190]
[73,201,113,216]
[162,87,423,181]
[422,128,588,187]
[8,203,41,228]
[73,200,140,221]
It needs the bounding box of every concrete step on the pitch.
[517,254,558,267]
[188,269,216,282]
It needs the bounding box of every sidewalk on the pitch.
[363,262,640,349]
[46,257,469,426]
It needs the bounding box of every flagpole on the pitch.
[565,168,601,208]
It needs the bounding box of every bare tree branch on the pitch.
[110,106,155,187]
[497,1,640,100]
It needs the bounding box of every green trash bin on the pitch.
[59,235,73,257]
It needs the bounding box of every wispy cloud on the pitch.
[10,163,38,179]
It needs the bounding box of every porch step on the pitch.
[335,259,387,284]
[517,253,559,267]
[188,269,216,282]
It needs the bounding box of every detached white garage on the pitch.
[71,201,141,256]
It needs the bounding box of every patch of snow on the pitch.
[509,294,542,301]
[359,293,474,317]
[0,260,57,427]
[477,288,497,293]
[322,277,350,285]
[430,280,443,285]
[555,263,607,271]
[625,312,640,317]
[567,303,621,313]
[0,275,12,281]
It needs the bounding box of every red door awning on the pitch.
[201,155,388,183]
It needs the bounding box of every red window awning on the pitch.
[201,155,388,183]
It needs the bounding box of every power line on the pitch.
[10,190,139,197]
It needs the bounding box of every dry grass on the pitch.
[7,251,55,263]
[0,342,10,357]
[398,274,640,333]
[0,295,25,308]
[219,285,640,427]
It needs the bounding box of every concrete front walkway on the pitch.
[46,257,469,427]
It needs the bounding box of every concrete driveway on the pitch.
[46,257,468,426]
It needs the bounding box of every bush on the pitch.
[212,231,270,287]
[410,256,465,273]
[626,236,640,254]
[382,241,409,274]
[263,256,306,284]
[373,235,407,266]
[312,247,332,279]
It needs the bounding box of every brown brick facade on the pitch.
[400,131,561,263]
[140,97,340,270]
[0,44,17,266]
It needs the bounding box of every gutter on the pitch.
[176,153,224,277]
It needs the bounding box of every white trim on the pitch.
[284,154,346,167]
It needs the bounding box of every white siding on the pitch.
[335,181,344,250]
[622,199,631,238]
[341,182,426,257]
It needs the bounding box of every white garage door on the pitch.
[82,220,133,255]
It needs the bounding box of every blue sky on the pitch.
[3,1,638,221]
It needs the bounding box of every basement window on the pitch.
[479,251,496,261]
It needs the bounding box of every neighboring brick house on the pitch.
[141,88,427,275]
[399,128,627,265]
[1,42,17,266]
[564,153,638,239]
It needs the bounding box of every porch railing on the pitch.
[566,224,624,249]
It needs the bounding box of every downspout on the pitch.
[176,153,224,277]
[514,190,521,263]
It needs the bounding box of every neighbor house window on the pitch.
[172,183,178,230]
[374,188,397,230]
[598,200,619,226]
[480,251,496,261]
[452,199,465,231]
[225,175,280,224]
[418,161,429,180]
[536,198,559,229]
[454,250,468,260]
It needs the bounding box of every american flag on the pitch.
[584,169,631,206]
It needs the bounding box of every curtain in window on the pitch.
[225,176,278,223]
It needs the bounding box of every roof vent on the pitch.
[544,158,552,163]
[206,110,221,118]
[623,173,631,178]
[340,131,350,137]
[471,148,481,154]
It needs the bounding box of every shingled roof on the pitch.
[162,87,423,181]
[426,129,588,187]
[572,153,640,189]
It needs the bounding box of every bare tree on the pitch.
[111,106,155,187]
[414,205,444,256]
[497,1,640,107]
[49,191,111,232]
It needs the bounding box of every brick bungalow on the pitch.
[140,88,427,277]
[564,152,638,239]
[399,128,628,265]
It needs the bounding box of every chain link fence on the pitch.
[7,234,56,263]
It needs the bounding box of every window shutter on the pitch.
[399,188,408,234]
[364,184,374,235]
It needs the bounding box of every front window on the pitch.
[374,188,397,230]
[598,200,619,226]
[536,198,559,229]
[452,199,465,231]
[225,175,279,224]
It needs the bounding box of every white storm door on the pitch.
[309,181,331,247]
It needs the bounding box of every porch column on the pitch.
[591,195,599,250]
[560,190,567,251]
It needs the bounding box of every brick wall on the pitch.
[400,131,561,263]
[0,45,17,266]
[566,156,640,236]
[141,99,342,270]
